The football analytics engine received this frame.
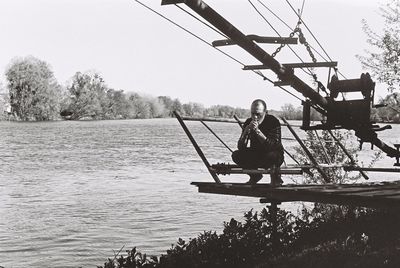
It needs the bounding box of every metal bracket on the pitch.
[394,144,400,167]
[161,0,185,5]
[243,61,337,70]
[213,35,297,47]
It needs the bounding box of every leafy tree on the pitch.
[158,96,174,117]
[280,103,302,120]
[105,89,131,119]
[144,96,166,118]
[374,92,400,122]
[5,56,61,121]
[66,71,109,120]
[128,93,151,119]
[182,102,204,117]
[171,98,183,115]
[0,83,10,119]
[358,0,400,92]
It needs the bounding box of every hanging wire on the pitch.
[256,0,330,63]
[299,0,306,17]
[133,0,245,67]
[175,4,229,39]
[248,0,315,77]
[285,0,348,80]
[134,0,336,114]
[133,0,308,104]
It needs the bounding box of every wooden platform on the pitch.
[191,181,400,209]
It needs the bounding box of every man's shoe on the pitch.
[247,173,263,184]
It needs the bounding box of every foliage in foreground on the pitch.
[98,206,400,268]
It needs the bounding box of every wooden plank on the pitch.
[191,181,400,208]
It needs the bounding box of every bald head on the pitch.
[251,99,267,111]
[250,99,267,122]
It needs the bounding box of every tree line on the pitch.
[0,56,251,121]
[0,55,320,122]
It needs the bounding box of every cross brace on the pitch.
[243,61,338,70]
[212,35,297,47]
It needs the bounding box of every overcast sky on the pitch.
[0,0,386,110]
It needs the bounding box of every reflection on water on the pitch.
[0,119,399,267]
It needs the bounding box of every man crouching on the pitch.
[232,99,284,184]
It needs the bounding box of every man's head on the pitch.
[250,99,267,122]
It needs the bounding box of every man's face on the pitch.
[251,102,266,122]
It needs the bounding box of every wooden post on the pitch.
[174,111,221,183]
[269,202,279,255]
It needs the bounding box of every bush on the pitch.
[99,206,400,268]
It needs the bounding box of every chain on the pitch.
[297,27,317,63]
[271,21,328,95]
[271,28,299,58]
[297,24,329,94]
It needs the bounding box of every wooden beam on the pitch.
[212,35,298,47]
[191,181,400,209]
[243,61,338,70]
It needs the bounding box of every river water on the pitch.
[0,119,399,267]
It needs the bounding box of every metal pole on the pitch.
[327,129,369,180]
[200,120,233,153]
[174,111,221,183]
[233,115,244,128]
[282,117,331,183]
[314,130,332,164]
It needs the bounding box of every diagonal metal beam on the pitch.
[282,117,331,183]
[162,0,328,109]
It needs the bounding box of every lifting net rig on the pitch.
[156,0,400,165]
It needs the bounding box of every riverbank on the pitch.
[98,206,400,268]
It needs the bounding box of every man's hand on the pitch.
[248,120,259,132]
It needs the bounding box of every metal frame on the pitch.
[174,111,221,183]
[161,0,400,160]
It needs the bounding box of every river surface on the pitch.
[0,119,399,268]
